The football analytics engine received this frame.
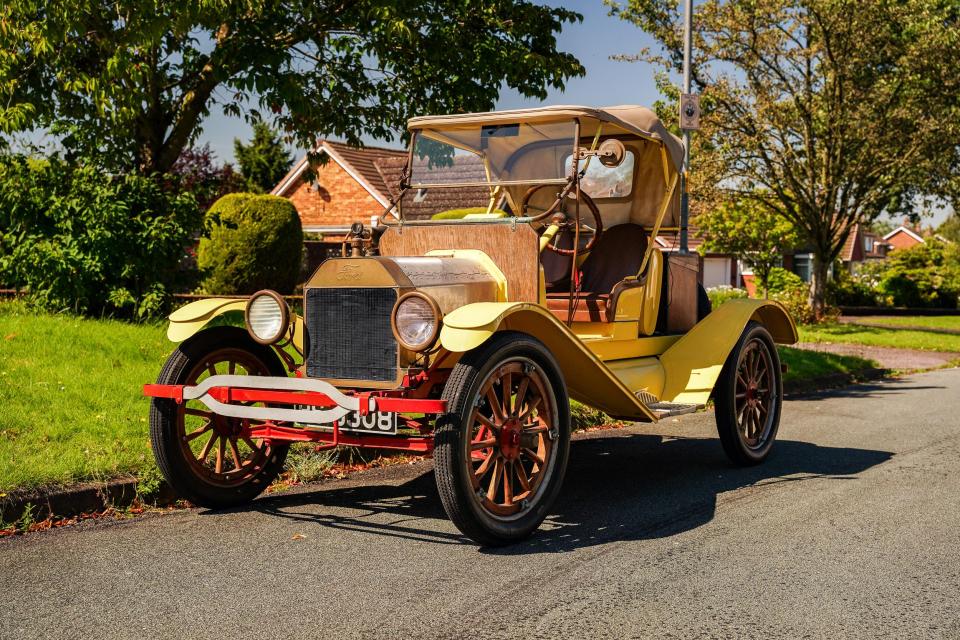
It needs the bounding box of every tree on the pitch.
[611,0,960,317]
[696,197,799,297]
[170,144,245,210]
[938,214,960,244]
[234,123,292,193]
[0,1,584,175]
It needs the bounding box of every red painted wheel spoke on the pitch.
[184,407,212,419]
[514,460,531,493]
[206,362,218,377]
[501,371,513,417]
[486,458,502,501]
[476,412,499,433]
[502,463,514,506]
[471,437,497,451]
[522,423,548,433]
[517,394,542,423]
[198,431,218,463]
[215,437,225,473]
[522,447,545,468]
[514,376,531,417]
[241,435,261,452]
[486,387,506,424]
[228,437,244,469]
[185,422,212,441]
[474,450,498,481]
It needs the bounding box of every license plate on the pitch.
[299,408,397,434]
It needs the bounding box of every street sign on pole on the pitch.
[680,93,700,130]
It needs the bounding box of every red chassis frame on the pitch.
[143,380,448,454]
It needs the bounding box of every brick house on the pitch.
[271,140,407,238]
[882,224,926,251]
[271,139,494,239]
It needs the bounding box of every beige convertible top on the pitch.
[407,104,684,171]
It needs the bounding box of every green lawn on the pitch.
[847,315,960,332]
[799,322,960,352]
[0,301,882,494]
[0,302,172,492]
[778,346,877,386]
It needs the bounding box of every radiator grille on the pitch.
[305,287,398,382]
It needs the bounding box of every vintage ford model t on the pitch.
[144,105,797,545]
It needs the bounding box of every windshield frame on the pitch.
[390,118,583,224]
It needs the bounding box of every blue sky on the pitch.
[199,0,664,163]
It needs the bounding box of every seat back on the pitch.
[579,223,648,294]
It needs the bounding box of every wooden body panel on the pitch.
[379,223,540,302]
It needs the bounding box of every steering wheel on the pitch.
[521,184,603,256]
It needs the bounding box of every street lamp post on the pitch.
[679,0,694,255]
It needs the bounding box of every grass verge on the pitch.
[845,315,960,332]
[799,322,960,352]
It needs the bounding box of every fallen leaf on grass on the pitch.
[4,333,16,341]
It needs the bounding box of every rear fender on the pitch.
[167,297,305,351]
[658,298,797,405]
[440,302,657,421]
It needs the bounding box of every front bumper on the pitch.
[143,375,447,426]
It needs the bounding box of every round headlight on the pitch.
[245,290,289,345]
[391,292,441,352]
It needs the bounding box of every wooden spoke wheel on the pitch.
[434,332,570,546]
[149,326,289,508]
[714,322,782,465]
[178,347,275,488]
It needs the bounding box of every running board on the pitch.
[647,402,702,418]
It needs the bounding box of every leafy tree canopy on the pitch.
[610,0,960,316]
[234,123,292,193]
[696,196,800,296]
[0,1,584,175]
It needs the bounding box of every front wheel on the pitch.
[149,326,290,508]
[434,332,571,546]
[714,321,783,465]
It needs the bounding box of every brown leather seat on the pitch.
[546,224,648,323]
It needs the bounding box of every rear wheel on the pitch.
[434,332,570,546]
[714,322,782,465]
[149,326,289,508]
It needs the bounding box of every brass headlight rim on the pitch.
[391,291,443,352]
[244,289,290,346]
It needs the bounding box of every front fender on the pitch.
[658,298,797,405]
[167,297,305,351]
[440,302,657,421]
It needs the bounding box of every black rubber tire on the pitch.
[714,321,782,466]
[434,331,571,546]
[149,326,289,508]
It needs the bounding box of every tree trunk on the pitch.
[809,251,829,320]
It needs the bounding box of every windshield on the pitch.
[409,121,577,187]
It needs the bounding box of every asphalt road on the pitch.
[3,368,960,639]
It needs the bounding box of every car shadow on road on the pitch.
[249,433,892,553]
[788,375,946,401]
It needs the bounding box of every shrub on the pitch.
[706,285,748,308]
[766,266,806,294]
[197,194,304,294]
[827,263,878,307]
[431,207,508,220]
[874,240,960,309]
[771,286,818,324]
[0,154,201,318]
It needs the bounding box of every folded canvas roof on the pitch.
[408,104,684,172]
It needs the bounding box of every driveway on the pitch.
[2,368,959,639]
